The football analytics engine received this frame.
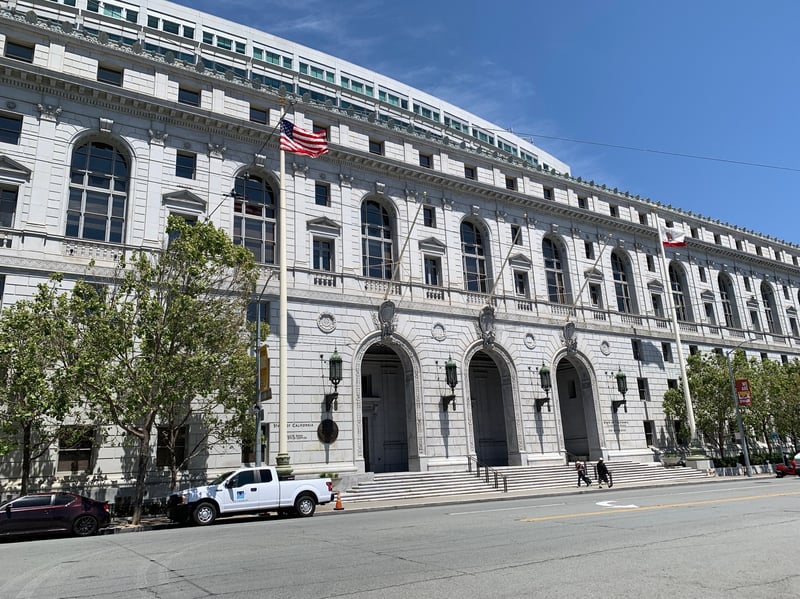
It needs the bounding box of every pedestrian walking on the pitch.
[596,458,612,488]
[576,460,591,487]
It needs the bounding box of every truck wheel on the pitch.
[192,501,217,526]
[294,494,316,517]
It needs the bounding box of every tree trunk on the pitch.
[131,427,151,526]
[21,422,31,495]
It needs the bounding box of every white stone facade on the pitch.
[1,0,799,498]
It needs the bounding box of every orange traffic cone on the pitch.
[333,491,344,511]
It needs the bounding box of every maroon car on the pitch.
[0,492,111,537]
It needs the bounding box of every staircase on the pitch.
[342,461,711,503]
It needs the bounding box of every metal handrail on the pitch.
[466,455,508,493]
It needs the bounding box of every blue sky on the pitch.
[177,0,800,246]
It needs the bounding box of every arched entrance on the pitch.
[469,350,510,466]
[360,344,409,473]
[556,356,601,460]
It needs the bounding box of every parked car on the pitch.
[775,452,800,478]
[0,492,111,537]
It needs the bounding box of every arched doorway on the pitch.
[556,356,600,460]
[469,350,509,466]
[360,344,409,473]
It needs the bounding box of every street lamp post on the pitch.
[726,344,753,477]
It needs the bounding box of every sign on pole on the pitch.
[735,378,752,406]
[259,345,270,393]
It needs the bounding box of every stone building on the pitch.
[1,0,799,495]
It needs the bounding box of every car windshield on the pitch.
[209,471,235,485]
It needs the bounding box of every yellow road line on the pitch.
[520,490,800,523]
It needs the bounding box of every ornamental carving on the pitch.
[562,321,578,354]
[377,300,396,338]
[478,305,496,347]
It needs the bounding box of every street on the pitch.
[1,477,798,598]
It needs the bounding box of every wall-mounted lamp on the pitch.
[611,367,628,413]
[534,363,552,412]
[322,348,342,411]
[440,356,458,411]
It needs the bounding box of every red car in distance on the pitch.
[775,452,800,478]
[0,492,111,537]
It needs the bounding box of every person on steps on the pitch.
[596,458,612,488]
[576,460,591,487]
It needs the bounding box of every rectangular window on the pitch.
[756,245,763,256]
[505,176,516,191]
[665,220,673,228]
[4,41,35,63]
[314,182,330,207]
[246,300,270,325]
[743,276,751,292]
[691,227,699,239]
[689,344,699,355]
[761,352,769,362]
[609,205,619,217]
[97,65,123,86]
[0,113,23,144]
[202,31,214,44]
[736,239,743,251]
[783,285,790,300]
[646,254,655,272]
[644,421,655,446]
[790,317,799,338]
[589,283,602,308]
[514,270,529,297]
[250,106,268,124]
[424,256,441,286]
[368,139,383,155]
[543,186,553,200]
[175,151,196,179]
[156,426,186,468]
[464,165,476,180]
[667,378,678,390]
[698,266,706,282]
[578,196,588,209]
[57,427,95,472]
[178,87,200,106]
[781,354,789,364]
[651,293,664,318]
[637,378,650,401]
[182,25,194,39]
[0,187,18,228]
[423,205,436,228]
[639,213,648,226]
[704,302,716,325]
[162,20,180,35]
[584,241,594,259]
[313,238,333,271]
[714,233,722,245]
[631,339,642,361]
[511,224,522,245]
[662,342,673,363]
[419,153,432,168]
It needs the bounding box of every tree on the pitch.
[683,351,737,458]
[773,360,800,453]
[65,217,257,524]
[0,278,79,494]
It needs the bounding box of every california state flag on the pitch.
[660,226,687,247]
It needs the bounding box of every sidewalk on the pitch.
[101,471,775,534]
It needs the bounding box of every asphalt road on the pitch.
[1,477,799,598]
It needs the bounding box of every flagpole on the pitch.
[276,145,291,477]
[656,216,698,449]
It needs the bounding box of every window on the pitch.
[167,213,196,246]
[689,344,699,355]
[643,421,655,446]
[543,238,568,303]
[736,239,743,251]
[423,205,436,228]
[790,317,799,338]
[704,302,716,325]
[760,352,769,362]
[313,238,333,271]
[669,263,690,321]
[419,153,432,168]
[464,165,476,180]
[361,200,394,279]
[178,87,200,106]
[691,227,699,239]
[639,213,648,226]
[461,221,488,293]
[0,187,18,227]
[743,276,751,292]
[667,379,678,390]
[424,256,441,286]
[0,274,5,305]
[505,176,516,191]
[589,283,602,308]
[762,282,781,334]
[543,186,553,200]
[246,300,269,325]
[631,339,642,361]
[609,205,619,218]
[175,151,196,179]
[577,196,588,209]
[510,224,522,245]
[750,309,761,331]
[637,378,650,401]
[4,40,34,63]
[0,113,23,144]
[584,241,594,259]
[756,245,763,256]
[57,427,95,472]
[665,220,673,228]
[714,233,722,245]
[147,15,159,28]
[156,426,186,468]
[97,65,123,86]
[66,141,129,243]
[783,285,790,300]
[250,106,268,124]
[719,274,740,327]
[662,342,673,363]
[514,270,529,297]
[651,293,664,318]
[646,254,655,272]
[611,251,635,313]
[368,139,383,155]
[314,182,330,207]
[233,173,276,263]
[698,266,706,282]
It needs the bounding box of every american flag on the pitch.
[279,119,328,158]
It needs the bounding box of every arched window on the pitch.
[611,251,636,313]
[233,173,276,263]
[761,281,781,334]
[461,220,488,292]
[66,140,129,243]
[543,237,569,303]
[361,200,393,279]
[668,263,691,321]
[718,273,740,328]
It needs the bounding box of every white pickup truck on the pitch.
[167,466,334,525]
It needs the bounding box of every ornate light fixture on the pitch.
[323,348,342,411]
[534,363,552,412]
[611,368,628,413]
[441,356,458,411]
